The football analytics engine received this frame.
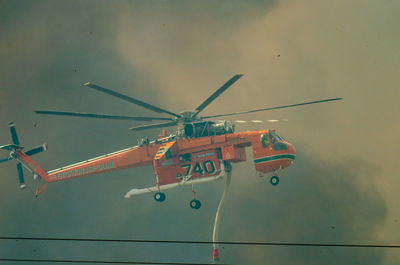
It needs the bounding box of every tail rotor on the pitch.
[0,122,47,189]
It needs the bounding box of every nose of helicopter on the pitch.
[286,141,296,164]
[253,136,296,173]
[278,141,296,169]
[287,141,296,156]
[276,141,296,169]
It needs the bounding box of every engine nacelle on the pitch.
[182,121,235,138]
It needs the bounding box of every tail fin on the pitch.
[0,122,48,189]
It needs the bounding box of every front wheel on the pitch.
[270,175,279,186]
[154,192,166,202]
[190,199,201,209]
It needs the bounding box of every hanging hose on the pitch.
[212,162,232,262]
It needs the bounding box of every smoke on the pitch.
[0,91,3,113]
[217,145,386,264]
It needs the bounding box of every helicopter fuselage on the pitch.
[14,129,295,191]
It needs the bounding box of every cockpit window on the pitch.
[270,131,284,144]
[270,131,288,150]
[260,133,270,147]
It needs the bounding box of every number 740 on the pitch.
[181,160,216,176]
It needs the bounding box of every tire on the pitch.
[190,199,201,209]
[270,175,279,186]
[154,192,166,202]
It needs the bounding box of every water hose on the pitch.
[212,165,232,262]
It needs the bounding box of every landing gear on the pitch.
[154,192,166,202]
[190,199,201,209]
[270,175,279,186]
[189,185,201,209]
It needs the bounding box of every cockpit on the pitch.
[260,131,288,150]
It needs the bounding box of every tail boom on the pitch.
[45,145,155,183]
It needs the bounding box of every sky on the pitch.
[0,0,399,264]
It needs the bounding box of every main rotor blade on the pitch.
[84,82,181,118]
[201,98,343,119]
[194,74,243,116]
[35,110,174,121]
[231,119,288,123]
[129,121,178,131]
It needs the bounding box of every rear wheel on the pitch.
[154,192,166,202]
[270,175,279,186]
[190,199,201,209]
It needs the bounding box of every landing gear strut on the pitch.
[189,185,201,209]
[154,192,166,202]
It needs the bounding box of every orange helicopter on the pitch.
[1,74,340,208]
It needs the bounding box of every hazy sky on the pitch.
[0,0,399,264]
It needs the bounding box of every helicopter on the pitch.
[0,74,341,207]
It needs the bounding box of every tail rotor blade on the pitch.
[25,144,47,156]
[0,156,12,164]
[8,122,20,145]
[0,144,23,151]
[16,163,26,189]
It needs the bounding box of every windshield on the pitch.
[270,131,288,150]
[270,131,285,144]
